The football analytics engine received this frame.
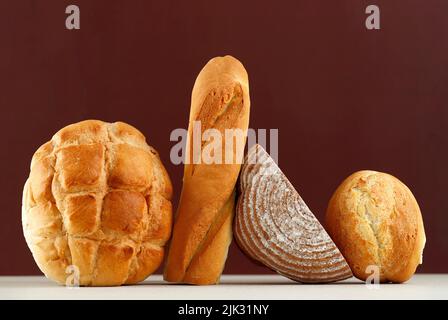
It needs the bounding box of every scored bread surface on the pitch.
[22,120,172,286]
[164,55,250,284]
[235,144,353,283]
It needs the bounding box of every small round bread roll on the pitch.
[325,170,425,283]
[22,120,172,286]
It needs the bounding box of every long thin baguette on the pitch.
[164,56,250,284]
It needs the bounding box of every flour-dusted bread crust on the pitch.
[22,120,172,286]
[325,170,426,283]
[164,56,250,285]
[234,144,353,283]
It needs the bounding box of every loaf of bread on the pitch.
[164,56,250,284]
[325,170,426,283]
[22,120,172,286]
[235,144,353,283]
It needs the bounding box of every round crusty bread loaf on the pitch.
[22,120,172,286]
[325,170,426,283]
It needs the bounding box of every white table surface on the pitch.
[0,274,446,300]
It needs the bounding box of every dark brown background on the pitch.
[1,0,447,275]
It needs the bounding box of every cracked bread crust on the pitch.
[325,170,426,283]
[22,120,172,286]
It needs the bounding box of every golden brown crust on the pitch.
[164,56,250,285]
[93,242,135,286]
[325,170,426,283]
[182,192,235,285]
[125,244,164,284]
[22,120,173,286]
[108,144,153,190]
[65,194,98,236]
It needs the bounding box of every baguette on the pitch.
[164,56,250,284]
